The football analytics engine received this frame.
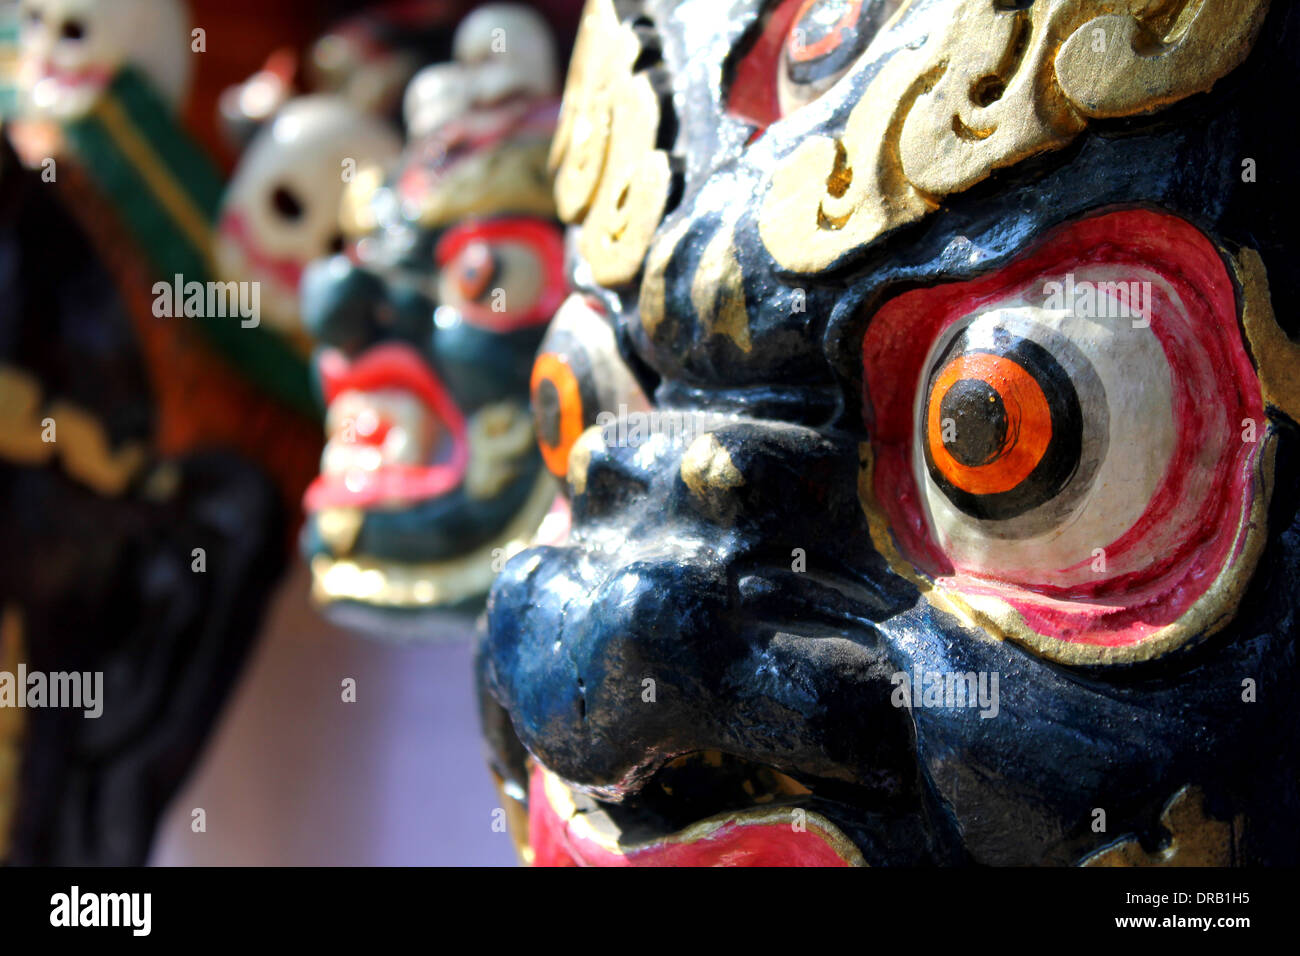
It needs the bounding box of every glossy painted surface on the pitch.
[479,0,1300,865]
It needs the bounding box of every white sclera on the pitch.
[915,266,1182,587]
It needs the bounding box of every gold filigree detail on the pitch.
[464,402,536,501]
[690,211,753,353]
[638,215,693,341]
[316,508,365,556]
[0,365,148,497]
[1081,786,1243,866]
[550,0,672,288]
[900,2,1089,198]
[0,605,25,863]
[566,425,606,496]
[680,433,744,523]
[418,139,556,229]
[1056,0,1270,119]
[762,0,1270,273]
[310,471,558,610]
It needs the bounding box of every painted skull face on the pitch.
[17,0,191,119]
[299,15,566,626]
[216,96,402,337]
[479,0,1300,865]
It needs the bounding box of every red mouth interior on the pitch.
[528,765,857,867]
[218,209,307,294]
[305,342,469,512]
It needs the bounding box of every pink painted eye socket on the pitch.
[434,218,566,332]
[860,209,1269,664]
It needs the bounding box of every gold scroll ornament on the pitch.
[552,0,1267,285]
[1081,786,1244,866]
[549,0,673,288]
[759,0,1270,273]
[0,365,146,496]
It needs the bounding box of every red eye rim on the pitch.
[860,208,1268,656]
[726,0,808,132]
[434,217,567,332]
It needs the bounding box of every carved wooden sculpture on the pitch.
[478,0,1300,865]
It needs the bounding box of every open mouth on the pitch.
[34,61,113,91]
[526,754,865,867]
[305,342,468,512]
[216,209,307,297]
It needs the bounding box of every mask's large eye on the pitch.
[727,0,902,129]
[435,217,565,332]
[777,0,902,115]
[530,295,649,484]
[861,210,1270,664]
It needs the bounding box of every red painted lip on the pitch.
[218,209,306,294]
[528,765,863,867]
[304,342,468,512]
[36,61,113,90]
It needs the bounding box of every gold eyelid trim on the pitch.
[1236,247,1300,422]
[858,423,1275,667]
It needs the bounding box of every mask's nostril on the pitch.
[60,19,85,40]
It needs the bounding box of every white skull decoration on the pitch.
[18,0,192,119]
[403,2,558,140]
[215,95,401,336]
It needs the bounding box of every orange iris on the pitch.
[925,353,1052,496]
[531,352,586,479]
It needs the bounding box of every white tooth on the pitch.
[383,425,417,465]
[354,407,382,441]
[355,446,384,472]
[323,388,434,476]
[321,440,349,476]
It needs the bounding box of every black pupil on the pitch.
[940,378,1009,467]
[328,233,346,254]
[534,377,561,449]
[271,185,304,220]
[61,19,85,40]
